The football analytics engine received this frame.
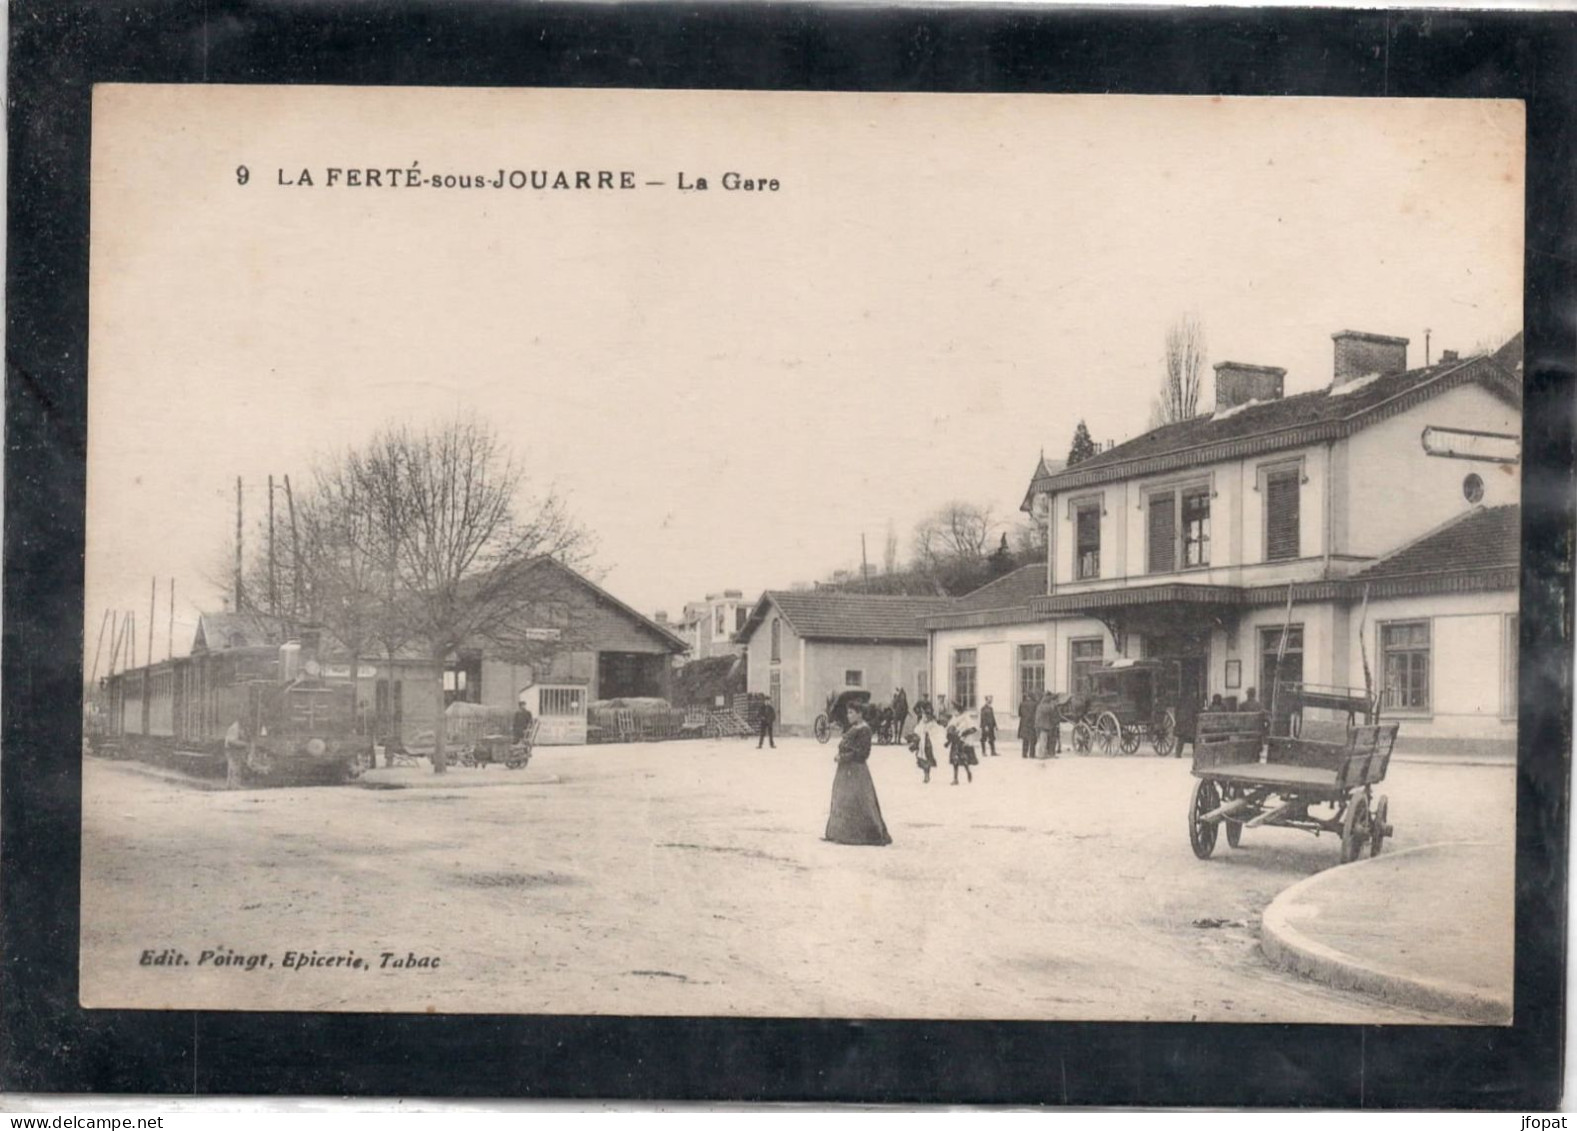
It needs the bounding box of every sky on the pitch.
[84,88,1524,664]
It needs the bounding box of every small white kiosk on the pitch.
[519,681,589,745]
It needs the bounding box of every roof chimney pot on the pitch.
[1213,362,1286,411]
[1332,330,1409,388]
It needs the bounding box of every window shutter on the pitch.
[1265,472,1300,561]
[1148,491,1176,574]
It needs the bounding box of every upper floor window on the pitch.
[715,607,727,636]
[735,606,748,632]
[1264,466,1301,562]
[844,669,864,688]
[1075,503,1101,580]
[769,618,781,662]
[1147,485,1211,573]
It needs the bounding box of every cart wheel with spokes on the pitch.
[1094,712,1121,756]
[1369,795,1391,856]
[1189,778,1221,860]
[813,714,831,744]
[1072,719,1093,753]
[1119,722,1141,755]
[1152,709,1177,757]
[1340,791,1372,864]
[1224,785,1244,848]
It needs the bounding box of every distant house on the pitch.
[676,590,752,659]
[735,591,954,732]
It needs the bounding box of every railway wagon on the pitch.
[96,639,368,787]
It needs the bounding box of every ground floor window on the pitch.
[540,687,584,716]
[1381,620,1431,712]
[442,657,482,706]
[952,648,978,709]
[1018,643,1046,702]
[1259,625,1303,702]
[1069,638,1104,698]
[769,669,782,716]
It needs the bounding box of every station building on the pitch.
[923,331,1523,756]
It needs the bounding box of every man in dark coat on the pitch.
[1018,692,1039,757]
[979,695,999,756]
[512,703,535,744]
[1034,690,1062,757]
[756,697,777,749]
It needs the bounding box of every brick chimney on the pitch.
[1332,330,1408,388]
[1213,362,1286,411]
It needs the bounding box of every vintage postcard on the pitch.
[82,86,1524,1023]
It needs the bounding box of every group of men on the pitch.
[751,683,1268,753]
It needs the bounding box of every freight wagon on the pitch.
[93,635,369,787]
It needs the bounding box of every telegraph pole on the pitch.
[147,578,157,668]
[168,577,175,661]
[235,476,244,611]
[268,474,278,613]
[89,609,111,685]
[284,474,301,620]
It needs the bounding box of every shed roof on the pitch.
[737,590,953,645]
[922,564,1047,630]
[1353,504,1520,583]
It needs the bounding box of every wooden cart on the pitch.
[1187,683,1399,864]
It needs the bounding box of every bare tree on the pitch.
[353,417,590,774]
[912,502,1001,595]
[882,522,899,575]
[1154,313,1207,425]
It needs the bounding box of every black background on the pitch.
[5,1,1573,1107]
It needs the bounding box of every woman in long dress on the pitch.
[824,702,892,846]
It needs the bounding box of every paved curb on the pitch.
[1259,841,1513,1024]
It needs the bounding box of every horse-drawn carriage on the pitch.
[814,689,901,745]
[1187,681,1398,864]
[1064,659,1183,757]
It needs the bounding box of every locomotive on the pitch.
[92,629,369,787]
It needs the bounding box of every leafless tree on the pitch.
[351,417,590,773]
[882,523,899,575]
[911,502,1002,594]
[1154,313,1207,425]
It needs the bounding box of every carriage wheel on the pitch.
[1072,720,1093,753]
[1095,712,1121,756]
[1119,724,1141,755]
[1189,778,1221,860]
[1224,786,1244,848]
[1340,792,1371,864]
[813,715,831,744]
[1152,709,1177,757]
[1369,795,1391,856]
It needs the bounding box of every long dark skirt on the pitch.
[825,761,892,846]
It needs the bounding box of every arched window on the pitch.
[770,618,781,662]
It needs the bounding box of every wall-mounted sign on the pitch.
[1420,426,1521,464]
[524,628,563,641]
[322,663,379,679]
